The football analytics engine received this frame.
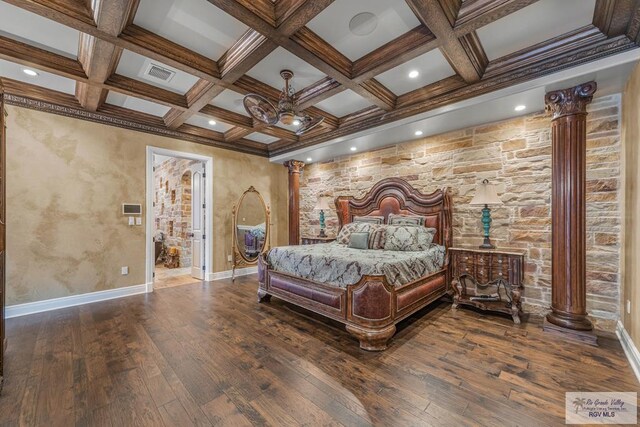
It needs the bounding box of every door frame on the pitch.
[145,146,214,291]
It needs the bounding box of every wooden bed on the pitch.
[257,178,453,351]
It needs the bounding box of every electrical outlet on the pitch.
[128,216,135,226]
[135,217,142,225]
[121,266,129,275]
[627,300,631,315]
[227,254,232,262]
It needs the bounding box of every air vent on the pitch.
[144,63,176,83]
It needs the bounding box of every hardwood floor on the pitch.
[0,274,637,426]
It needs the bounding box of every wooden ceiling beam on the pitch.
[453,0,541,35]
[593,0,640,38]
[0,35,192,110]
[76,0,140,111]
[199,104,253,128]
[235,0,276,27]
[206,0,397,111]
[0,34,87,81]
[224,126,254,142]
[163,29,277,130]
[270,29,637,155]
[1,77,268,156]
[103,74,188,109]
[163,0,331,131]
[406,0,488,83]
[4,0,220,81]
[295,77,344,110]
[287,27,396,110]
[352,26,438,82]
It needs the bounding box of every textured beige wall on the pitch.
[622,63,640,344]
[301,95,622,331]
[5,106,288,305]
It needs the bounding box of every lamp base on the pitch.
[318,229,327,238]
[479,237,495,250]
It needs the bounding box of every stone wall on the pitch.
[154,157,202,267]
[300,94,622,330]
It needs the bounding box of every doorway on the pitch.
[145,147,213,291]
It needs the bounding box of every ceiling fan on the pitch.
[243,70,324,136]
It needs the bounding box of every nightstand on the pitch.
[449,247,525,323]
[301,235,336,245]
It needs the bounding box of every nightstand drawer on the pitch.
[455,263,474,276]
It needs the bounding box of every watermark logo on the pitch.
[566,392,637,424]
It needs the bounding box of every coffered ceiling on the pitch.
[0,0,638,158]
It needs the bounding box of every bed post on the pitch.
[257,253,271,303]
[346,276,397,351]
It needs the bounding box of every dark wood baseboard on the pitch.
[543,317,598,346]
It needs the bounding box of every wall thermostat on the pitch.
[122,203,142,215]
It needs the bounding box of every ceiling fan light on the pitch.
[280,111,295,125]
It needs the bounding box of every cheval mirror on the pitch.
[232,187,270,280]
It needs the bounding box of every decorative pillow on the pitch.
[336,222,373,245]
[384,225,436,251]
[348,232,370,249]
[369,225,386,250]
[388,213,426,226]
[418,227,437,248]
[353,215,385,224]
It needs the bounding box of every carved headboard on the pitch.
[335,178,452,248]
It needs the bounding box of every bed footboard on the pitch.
[258,253,447,351]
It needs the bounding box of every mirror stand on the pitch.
[232,187,270,281]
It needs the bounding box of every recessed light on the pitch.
[293,119,301,126]
[514,105,526,112]
[208,119,217,126]
[408,70,419,79]
[22,68,38,77]
[415,130,423,136]
[306,157,312,162]
[349,12,378,36]
[350,147,357,152]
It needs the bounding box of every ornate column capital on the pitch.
[284,160,305,174]
[544,81,597,119]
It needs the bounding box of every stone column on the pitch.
[284,160,305,245]
[543,81,597,345]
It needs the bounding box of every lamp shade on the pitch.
[470,179,503,206]
[314,196,333,210]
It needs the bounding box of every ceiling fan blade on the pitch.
[296,115,324,135]
[243,94,278,125]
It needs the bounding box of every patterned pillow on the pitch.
[388,213,426,226]
[384,225,436,251]
[353,215,384,224]
[336,222,373,245]
[348,232,370,249]
[418,227,437,248]
[368,224,386,249]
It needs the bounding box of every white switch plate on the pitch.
[128,217,135,226]
[227,255,232,262]
[627,300,631,314]
[135,217,142,225]
[121,266,129,275]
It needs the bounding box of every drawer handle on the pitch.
[465,256,469,260]
[465,267,469,271]
[498,259,503,264]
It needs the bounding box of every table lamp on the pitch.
[314,196,332,237]
[470,179,503,249]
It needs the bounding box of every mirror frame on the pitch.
[232,186,270,279]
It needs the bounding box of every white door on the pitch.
[191,168,205,279]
